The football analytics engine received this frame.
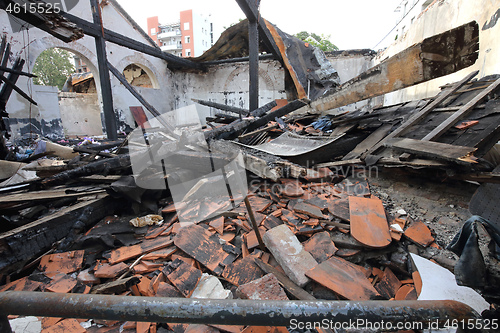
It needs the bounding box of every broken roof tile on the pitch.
[41,318,86,333]
[292,202,323,219]
[245,227,267,250]
[404,220,435,247]
[374,268,402,299]
[236,273,288,300]
[142,246,177,261]
[164,259,202,298]
[395,284,417,301]
[45,274,77,293]
[327,198,350,222]
[302,231,338,263]
[155,282,183,298]
[0,276,42,292]
[209,216,225,235]
[349,196,392,249]
[39,250,85,275]
[94,262,129,279]
[107,236,173,264]
[222,256,265,287]
[306,256,380,301]
[174,224,238,275]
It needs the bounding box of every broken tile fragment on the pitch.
[0,277,42,292]
[94,262,129,279]
[262,224,318,287]
[45,274,77,293]
[107,236,173,264]
[374,268,402,299]
[349,196,391,248]
[91,275,140,295]
[164,259,202,298]
[174,224,238,275]
[279,179,304,197]
[241,326,289,333]
[306,256,379,300]
[245,227,267,250]
[222,257,265,286]
[77,268,101,285]
[395,284,417,301]
[41,318,86,333]
[292,202,323,219]
[236,273,288,300]
[155,282,183,298]
[327,198,350,222]
[303,231,337,263]
[209,216,225,235]
[191,273,232,299]
[404,220,434,247]
[39,250,85,275]
[185,324,220,333]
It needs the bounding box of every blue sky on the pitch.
[116,0,402,50]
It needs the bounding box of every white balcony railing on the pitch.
[161,44,182,51]
[158,30,181,39]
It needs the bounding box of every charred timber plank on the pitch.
[234,0,283,64]
[0,0,84,42]
[0,187,106,204]
[192,98,248,117]
[204,100,278,141]
[0,66,36,78]
[362,70,479,160]
[343,124,393,161]
[41,154,131,188]
[0,195,113,274]
[60,12,201,71]
[421,76,500,142]
[385,138,478,164]
[245,99,308,132]
[312,22,479,113]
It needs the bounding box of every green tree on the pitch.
[294,31,339,52]
[33,48,75,90]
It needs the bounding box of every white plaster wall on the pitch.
[374,0,500,105]
[59,92,103,137]
[171,60,287,125]
[1,0,173,139]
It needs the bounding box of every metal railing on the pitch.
[0,291,481,333]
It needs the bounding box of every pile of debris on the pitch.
[1,167,494,331]
[2,71,500,332]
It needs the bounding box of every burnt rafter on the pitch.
[234,0,283,64]
[0,0,84,42]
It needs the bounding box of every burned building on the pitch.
[1,0,500,332]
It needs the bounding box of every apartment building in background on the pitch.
[147,10,214,58]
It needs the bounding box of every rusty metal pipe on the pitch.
[0,291,478,328]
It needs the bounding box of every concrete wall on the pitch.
[59,92,103,137]
[375,0,500,105]
[171,60,287,125]
[1,0,171,140]
[324,50,383,112]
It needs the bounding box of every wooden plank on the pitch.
[316,159,363,168]
[0,195,112,273]
[164,259,202,298]
[306,256,380,300]
[362,70,479,159]
[422,76,500,141]
[349,196,391,249]
[130,106,150,129]
[385,137,478,164]
[0,187,106,204]
[313,23,479,113]
[343,124,393,160]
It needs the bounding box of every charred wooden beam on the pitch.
[192,98,248,117]
[201,54,275,66]
[91,0,117,140]
[0,66,36,78]
[41,154,131,188]
[249,18,259,111]
[0,0,84,42]
[59,12,202,71]
[312,21,479,113]
[234,0,283,64]
[0,195,114,274]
